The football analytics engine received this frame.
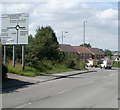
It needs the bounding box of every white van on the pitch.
[86,60,97,67]
[100,60,112,69]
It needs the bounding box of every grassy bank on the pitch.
[6,56,87,77]
[112,61,120,68]
[7,63,75,77]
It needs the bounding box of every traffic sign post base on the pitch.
[4,45,6,65]
[22,45,25,71]
[12,45,16,67]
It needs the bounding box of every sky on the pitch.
[0,1,118,51]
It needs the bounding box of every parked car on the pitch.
[100,59,112,69]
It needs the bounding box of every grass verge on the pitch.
[7,63,75,77]
[112,61,120,68]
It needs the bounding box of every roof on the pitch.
[73,46,92,54]
[112,51,120,56]
[88,48,105,55]
[59,44,78,53]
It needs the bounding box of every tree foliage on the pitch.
[104,49,113,56]
[80,43,91,48]
[25,26,62,67]
[34,26,59,60]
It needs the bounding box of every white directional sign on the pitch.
[0,13,29,45]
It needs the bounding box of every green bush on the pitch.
[6,53,87,77]
[2,64,8,80]
[61,54,86,70]
[74,61,86,70]
[68,60,75,68]
[97,60,103,65]
[112,61,120,68]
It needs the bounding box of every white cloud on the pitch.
[2,3,33,14]
[96,8,117,20]
[0,2,118,50]
[29,2,118,51]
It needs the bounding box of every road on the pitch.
[2,68,118,108]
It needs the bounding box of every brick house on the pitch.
[59,44,78,56]
[73,46,92,61]
[88,48,105,60]
[59,44,105,61]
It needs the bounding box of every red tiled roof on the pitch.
[73,46,92,54]
[88,48,105,55]
[59,44,78,53]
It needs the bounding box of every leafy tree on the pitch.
[25,26,62,67]
[80,43,91,48]
[34,26,60,60]
[25,35,35,66]
[104,49,113,57]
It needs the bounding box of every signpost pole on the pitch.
[4,45,6,65]
[12,45,15,67]
[22,45,25,71]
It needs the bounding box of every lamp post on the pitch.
[83,21,87,45]
[62,31,68,44]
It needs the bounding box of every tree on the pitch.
[104,49,113,57]
[80,43,91,48]
[25,35,35,66]
[25,26,61,67]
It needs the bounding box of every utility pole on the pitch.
[61,31,68,44]
[83,21,87,45]
[62,31,63,44]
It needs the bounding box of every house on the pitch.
[112,51,120,56]
[73,46,92,61]
[59,44,105,61]
[112,55,120,62]
[88,48,105,60]
[59,44,78,56]
[115,57,120,62]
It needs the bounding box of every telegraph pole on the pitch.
[83,21,87,45]
[61,31,68,44]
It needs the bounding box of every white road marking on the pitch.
[56,91,65,95]
[104,73,114,78]
[17,102,31,108]
[104,76,107,78]
[109,73,114,77]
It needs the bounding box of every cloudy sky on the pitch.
[0,0,118,51]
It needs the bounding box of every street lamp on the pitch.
[83,21,87,45]
[61,31,68,44]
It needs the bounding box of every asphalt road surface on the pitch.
[2,68,118,108]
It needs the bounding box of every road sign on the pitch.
[0,13,29,45]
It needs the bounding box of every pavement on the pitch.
[2,69,96,89]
